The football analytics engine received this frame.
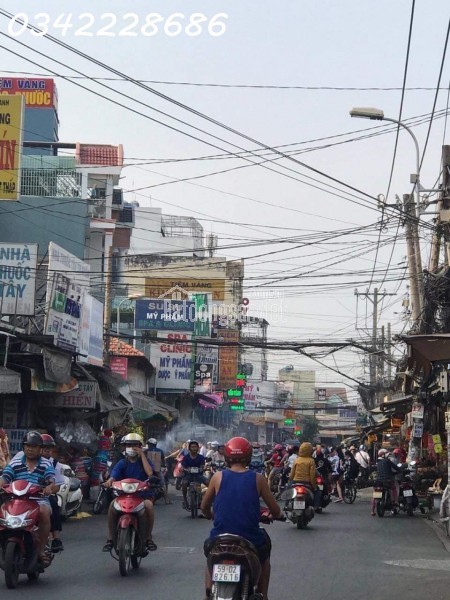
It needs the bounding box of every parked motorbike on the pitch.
[0,481,53,588]
[57,463,82,519]
[280,484,315,529]
[206,509,279,600]
[316,474,331,512]
[398,468,419,516]
[107,478,150,576]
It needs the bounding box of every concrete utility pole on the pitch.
[403,194,422,327]
[355,288,396,408]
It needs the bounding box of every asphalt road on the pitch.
[2,490,450,599]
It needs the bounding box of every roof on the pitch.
[110,338,145,357]
[76,143,124,166]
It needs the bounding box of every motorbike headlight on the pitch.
[122,483,139,494]
[5,516,30,529]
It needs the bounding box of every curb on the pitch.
[421,516,450,552]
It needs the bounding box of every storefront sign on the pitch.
[53,381,98,409]
[6,428,28,455]
[0,78,57,109]
[0,243,37,315]
[45,242,90,353]
[411,402,424,419]
[412,422,423,438]
[193,363,213,393]
[77,294,104,366]
[192,293,211,337]
[195,343,219,384]
[110,357,128,381]
[144,277,225,301]
[134,298,196,332]
[153,331,193,391]
[0,94,24,201]
[2,397,18,428]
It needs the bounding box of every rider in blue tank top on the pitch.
[201,437,281,600]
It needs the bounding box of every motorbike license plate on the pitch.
[318,485,323,490]
[190,468,199,473]
[293,500,306,510]
[373,491,383,499]
[403,489,413,497]
[212,564,241,582]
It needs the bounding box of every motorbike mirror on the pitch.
[280,488,296,501]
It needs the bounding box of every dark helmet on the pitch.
[23,431,43,446]
[224,437,252,464]
[41,434,56,447]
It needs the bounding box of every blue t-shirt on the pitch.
[210,470,265,548]
[181,454,206,469]
[110,458,154,482]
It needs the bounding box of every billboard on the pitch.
[45,242,90,353]
[153,331,193,391]
[195,343,219,385]
[0,243,37,315]
[110,357,128,381]
[134,298,196,332]
[0,78,57,109]
[144,277,225,301]
[0,94,24,201]
[194,363,213,393]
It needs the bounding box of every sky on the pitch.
[1,0,450,400]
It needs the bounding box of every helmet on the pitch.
[41,434,56,447]
[274,444,283,451]
[359,445,366,451]
[23,431,43,446]
[393,448,402,455]
[224,437,252,464]
[122,433,143,446]
[147,438,157,446]
[378,449,388,458]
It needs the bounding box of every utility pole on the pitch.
[403,194,422,327]
[103,245,112,366]
[355,288,396,409]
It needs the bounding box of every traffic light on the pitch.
[284,419,294,426]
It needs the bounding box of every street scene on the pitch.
[1,1,450,598]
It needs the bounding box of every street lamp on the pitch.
[116,293,144,336]
[349,106,423,323]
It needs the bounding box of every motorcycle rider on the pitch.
[210,443,226,471]
[181,440,208,509]
[289,441,321,509]
[102,433,157,552]
[40,434,65,553]
[201,437,282,600]
[267,443,285,491]
[145,437,170,505]
[371,448,402,516]
[0,431,56,567]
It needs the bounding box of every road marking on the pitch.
[159,546,196,553]
[385,559,450,571]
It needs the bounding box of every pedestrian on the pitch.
[329,447,344,502]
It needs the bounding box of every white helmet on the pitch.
[378,448,387,458]
[122,433,143,446]
[147,438,157,445]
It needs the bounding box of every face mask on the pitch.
[125,448,137,457]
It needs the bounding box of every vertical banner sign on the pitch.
[194,363,213,393]
[196,343,219,384]
[0,94,24,201]
[219,329,239,390]
[192,293,212,337]
[0,243,38,315]
[45,242,90,353]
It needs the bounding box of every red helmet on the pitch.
[224,437,252,463]
[274,444,283,451]
[41,434,56,447]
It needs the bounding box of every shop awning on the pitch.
[0,367,22,394]
[131,392,179,421]
[370,395,413,416]
[400,334,450,364]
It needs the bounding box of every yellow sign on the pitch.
[0,94,24,201]
[145,278,225,301]
[432,434,441,444]
[434,443,443,454]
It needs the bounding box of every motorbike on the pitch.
[248,460,265,475]
[211,460,226,474]
[173,455,184,490]
[184,467,204,519]
[206,509,279,600]
[373,481,397,517]
[57,463,82,519]
[397,468,419,516]
[0,481,53,588]
[107,478,150,576]
[315,474,331,512]
[280,483,315,529]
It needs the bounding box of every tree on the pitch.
[296,416,319,444]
